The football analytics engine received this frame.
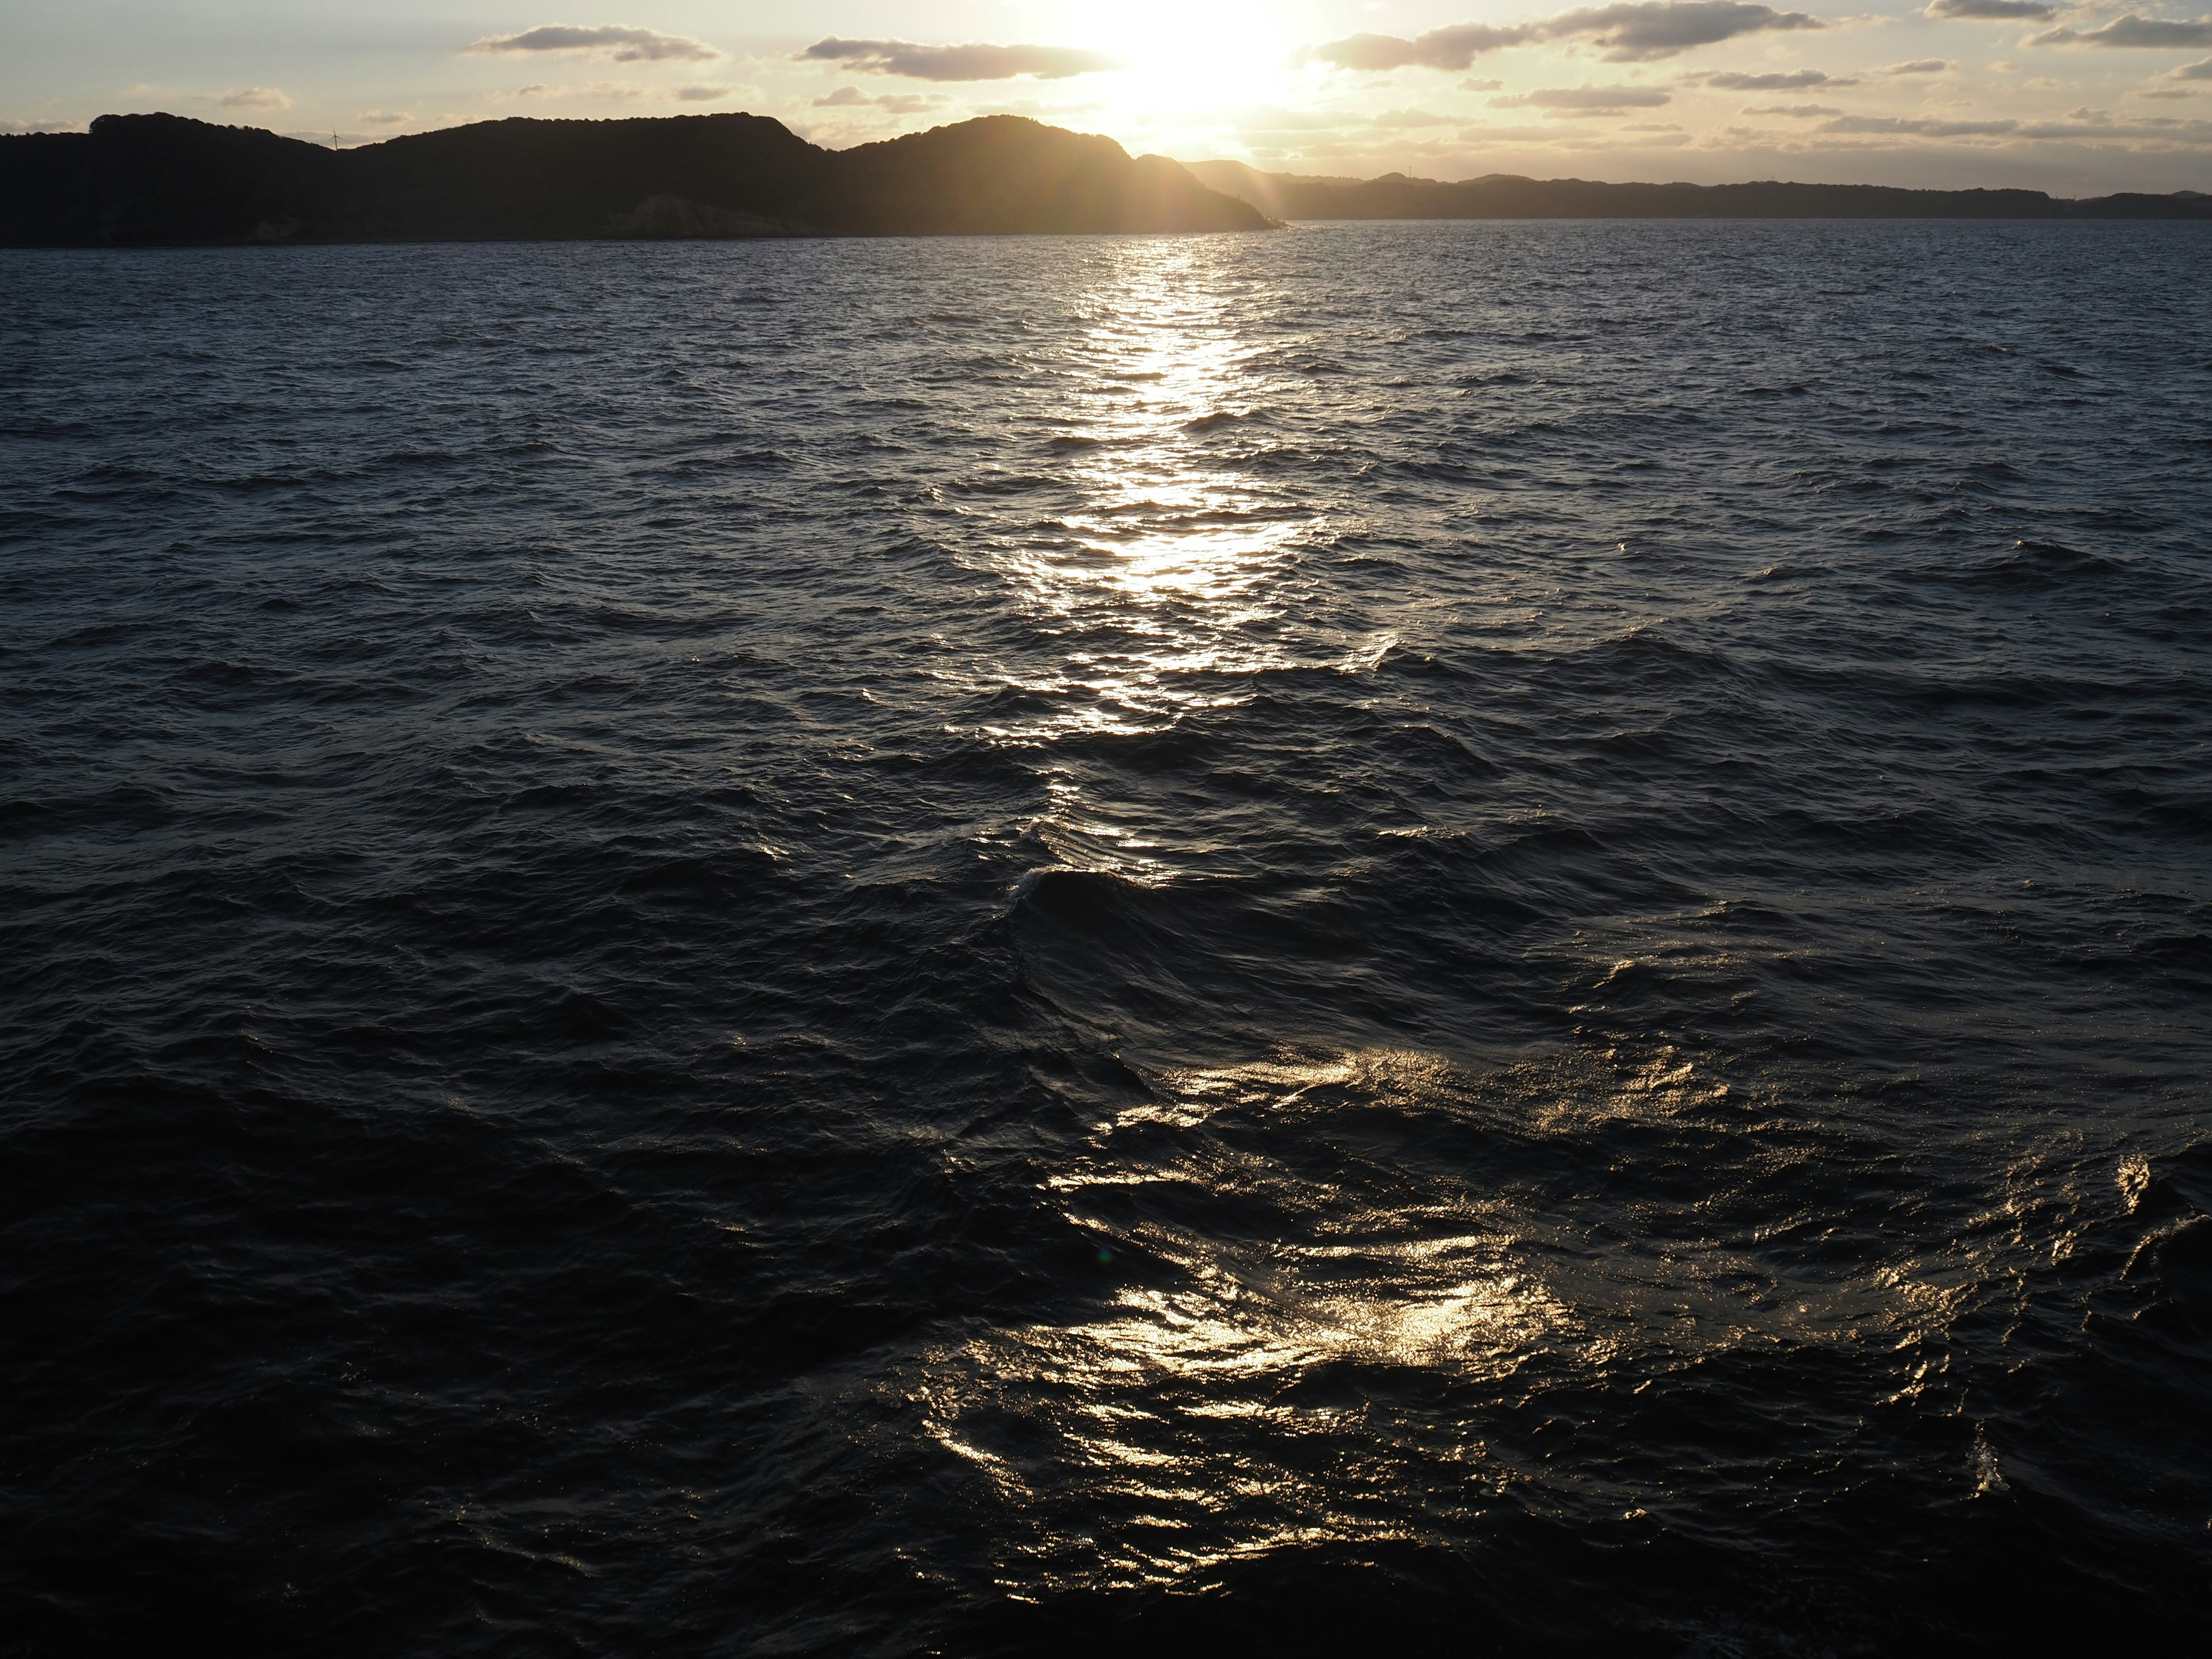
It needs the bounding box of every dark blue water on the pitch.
[3,221,2209,1654]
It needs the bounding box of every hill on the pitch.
[1185,160,2212,221]
[0,112,1271,245]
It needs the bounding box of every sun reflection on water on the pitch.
[957,238,1328,743]
[900,244,1969,1598]
[881,1045,1947,1593]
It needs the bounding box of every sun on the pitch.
[1054,0,1292,110]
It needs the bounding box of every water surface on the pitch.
[3,221,2209,1652]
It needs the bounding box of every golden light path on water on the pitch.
[974,238,1323,740]
[898,239,1960,1593]
[948,237,1384,885]
[889,1040,1964,1593]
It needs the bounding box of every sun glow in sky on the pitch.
[1064,0,1294,105]
[4,1,2211,191]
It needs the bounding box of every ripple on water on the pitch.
[0,222,2208,1653]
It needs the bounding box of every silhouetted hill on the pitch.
[1187,159,2212,222]
[0,112,1270,245]
[834,120,1266,236]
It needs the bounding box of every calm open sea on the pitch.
[3,221,2209,1653]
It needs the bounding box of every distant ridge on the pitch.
[7,115,2202,245]
[0,112,1270,245]
[1187,160,2212,222]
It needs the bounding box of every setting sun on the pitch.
[1078,0,1293,109]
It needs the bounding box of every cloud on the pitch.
[800,38,1122,81]
[467,24,716,63]
[217,87,291,109]
[673,85,734,101]
[359,111,411,124]
[1922,0,2054,19]
[2031,15,2212,48]
[1883,59,1956,73]
[1820,113,2018,134]
[1493,84,1677,111]
[1744,101,1844,113]
[1695,67,1855,86]
[1,118,83,133]
[495,80,647,102]
[1460,77,1505,90]
[1550,1,1825,59]
[1235,106,1358,134]
[1370,108,1459,127]
[1308,25,1536,69]
[812,85,938,112]
[1815,108,2212,139]
[2020,113,2212,135]
[2134,84,2197,94]
[2172,55,2212,75]
[1312,3,1822,71]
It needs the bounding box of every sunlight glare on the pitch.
[1059,0,1289,111]
[969,237,1317,742]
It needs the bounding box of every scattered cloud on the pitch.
[467,24,716,62]
[812,86,938,112]
[1235,105,1358,134]
[673,85,735,101]
[359,111,411,124]
[2171,55,2212,75]
[2135,84,2198,95]
[1817,108,2212,139]
[2031,15,2212,48]
[1744,101,1844,113]
[1493,84,1677,112]
[1311,3,1823,71]
[495,80,649,103]
[1922,0,2054,20]
[1694,67,1855,87]
[1370,108,1458,127]
[1460,77,1505,90]
[2017,113,2212,137]
[800,38,1122,81]
[1,118,84,134]
[217,87,291,109]
[1310,25,1535,69]
[1820,113,2018,134]
[1883,59,1956,74]
[1554,1,1825,60]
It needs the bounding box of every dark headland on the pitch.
[3,111,2206,245]
[0,112,1269,245]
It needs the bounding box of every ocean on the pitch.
[2,220,2208,1653]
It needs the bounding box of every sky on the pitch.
[5,2,2211,192]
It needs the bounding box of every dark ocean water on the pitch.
[3,221,2209,1654]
